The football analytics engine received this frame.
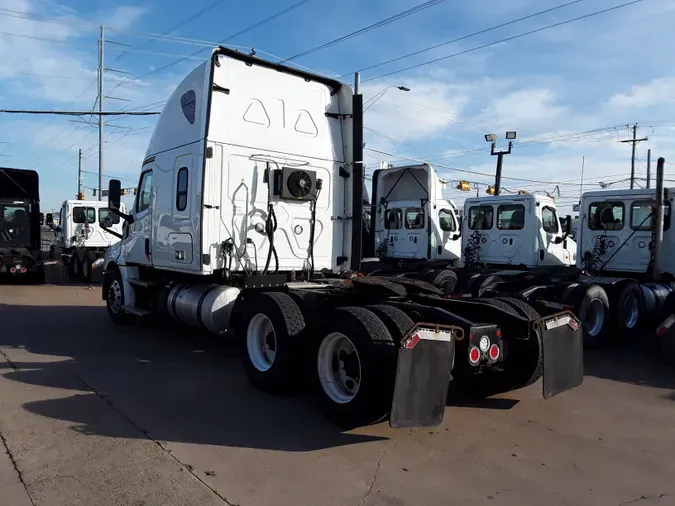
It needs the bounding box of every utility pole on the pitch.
[77,148,82,199]
[620,123,648,189]
[646,149,651,189]
[98,25,104,201]
[579,155,585,201]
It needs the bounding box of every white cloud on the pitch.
[607,77,675,109]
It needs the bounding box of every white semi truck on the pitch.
[46,199,126,281]
[99,46,582,429]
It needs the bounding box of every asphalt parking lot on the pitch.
[0,284,674,506]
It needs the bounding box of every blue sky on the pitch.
[1,0,674,213]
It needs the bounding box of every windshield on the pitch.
[0,203,31,245]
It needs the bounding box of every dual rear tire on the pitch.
[241,294,411,429]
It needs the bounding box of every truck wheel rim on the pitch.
[109,280,122,314]
[586,299,605,336]
[247,314,277,372]
[623,293,639,329]
[317,332,361,404]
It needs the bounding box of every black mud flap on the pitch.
[41,260,68,285]
[536,311,583,399]
[389,323,459,428]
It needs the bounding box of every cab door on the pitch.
[124,168,153,266]
[539,205,567,265]
[433,207,460,261]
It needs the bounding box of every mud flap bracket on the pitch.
[389,323,459,428]
[536,311,583,399]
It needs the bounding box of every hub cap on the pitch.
[108,280,122,314]
[317,332,361,404]
[247,314,277,372]
[585,298,606,337]
[623,293,639,329]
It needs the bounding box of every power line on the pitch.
[343,0,588,77]
[281,0,448,62]
[107,0,314,95]
[0,110,160,115]
[363,0,646,82]
[0,70,93,80]
[109,0,229,64]
[0,30,87,44]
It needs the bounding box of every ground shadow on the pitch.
[583,346,675,391]
[0,303,385,452]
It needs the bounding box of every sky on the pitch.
[1,0,674,213]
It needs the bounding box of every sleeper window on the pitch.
[176,167,188,211]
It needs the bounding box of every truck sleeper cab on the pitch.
[101,47,583,430]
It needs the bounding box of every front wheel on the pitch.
[315,307,396,429]
[106,269,133,324]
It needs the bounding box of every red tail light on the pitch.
[9,268,16,273]
[20,267,27,273]
[468,346,480,365]
[489,344,500,361]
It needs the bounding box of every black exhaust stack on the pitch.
[350,81,364,271]
[652,157,666,281]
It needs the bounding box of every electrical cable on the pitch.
[343,0,589,77]
[108,0,314,96]
[362,0,646,82]
[280,0,448,62]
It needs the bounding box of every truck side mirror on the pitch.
[565,214,572,236]
[45,213,53,226]
[108,179,122,211]
[452,233,460,241]
[554,236,564,244]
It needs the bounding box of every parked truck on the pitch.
[46,199,126,281]
[0,167,47,280]
[100,46,583,429]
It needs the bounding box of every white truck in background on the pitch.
[370,163,462,265]
[46,199,126,281]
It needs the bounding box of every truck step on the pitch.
[121,305,151,316]
[128,278,155,288]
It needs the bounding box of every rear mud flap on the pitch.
[535,311,583,399]
[389,324,458,428]
[41,260,68,285]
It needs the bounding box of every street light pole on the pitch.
[485,132,516,196]
[491,142,512,196]
[363,85,410,112]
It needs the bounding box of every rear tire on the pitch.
[615,282,642,340]
[366,304,414,341]
[423,269,458,294]
[242,292,306,394]
[496,296,541,321]
[315,307,396,429]
[563,283,610,348]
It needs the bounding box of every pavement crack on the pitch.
[0,348,18,371]
[74,374,234,505]
[360,437,400,505]
[619,493,667,505]
[0,429,36,506]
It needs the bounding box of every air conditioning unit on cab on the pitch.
[273,166,317,201]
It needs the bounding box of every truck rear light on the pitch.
[489,344,500,361]
[468,346,480,365]
[479,336,490,352]
[20,267,27,273]
[9,267,16,273]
